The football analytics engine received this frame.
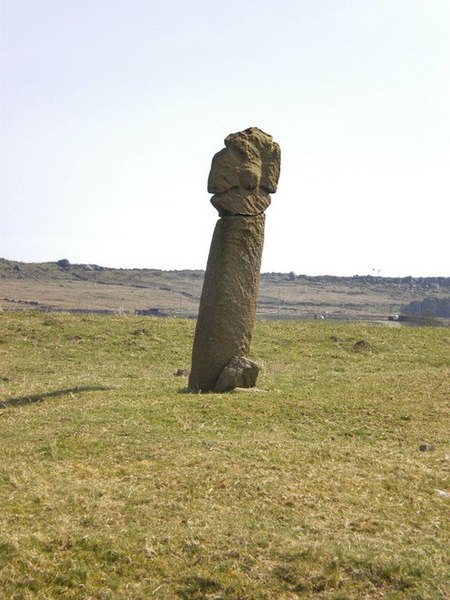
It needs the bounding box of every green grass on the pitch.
[0,312,449,599]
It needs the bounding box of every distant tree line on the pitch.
[403,296,450,318]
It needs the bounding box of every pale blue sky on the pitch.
[1,0,449,275]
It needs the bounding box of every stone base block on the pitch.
[213,356,260,393]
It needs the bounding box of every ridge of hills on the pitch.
[1,258,449,321]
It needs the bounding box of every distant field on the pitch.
[1,259,449,321]
[1,312,449,598]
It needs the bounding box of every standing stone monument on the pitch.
[188,127,281,392]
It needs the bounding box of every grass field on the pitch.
[0,312,449,599]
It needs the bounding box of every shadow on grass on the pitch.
[0,386,112,409]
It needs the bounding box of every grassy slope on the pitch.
[0,313,449,599]
[2,258,449,318]
[0,260,204,314]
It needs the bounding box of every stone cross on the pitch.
[188,127,281,392]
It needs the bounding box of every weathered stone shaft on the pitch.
[188,127,280,392]
[188,214,265,392]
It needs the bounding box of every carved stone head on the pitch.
[207,127,281,216]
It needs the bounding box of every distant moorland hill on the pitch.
[1,258,449,322]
